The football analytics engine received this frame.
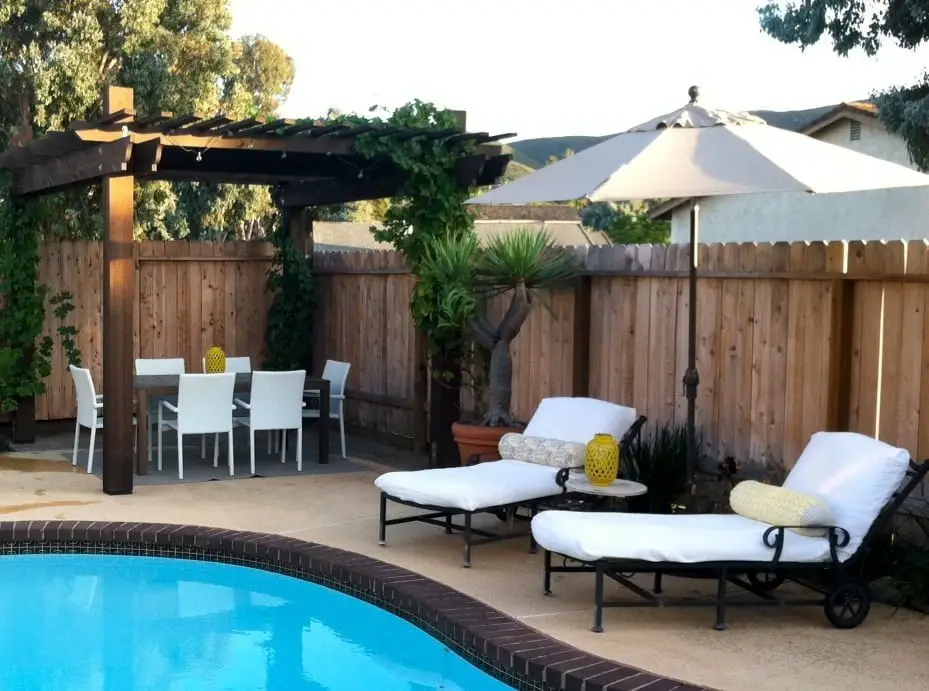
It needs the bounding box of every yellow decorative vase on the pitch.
[585,433,620,487]
[205,346,226,373]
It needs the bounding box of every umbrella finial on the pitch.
[688,85,700,104]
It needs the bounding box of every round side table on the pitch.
[563,474,648,499]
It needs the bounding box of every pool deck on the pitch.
[1,449,927,691]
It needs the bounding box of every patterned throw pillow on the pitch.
[497,433,587,469]
[729,480,836,537]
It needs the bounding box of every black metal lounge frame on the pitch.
[379,415,648,568]
[543,458,929,631]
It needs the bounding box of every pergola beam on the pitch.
[16,138,133,196]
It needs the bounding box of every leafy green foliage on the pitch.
[305,100,481,358]
[758,1,929,171]
[0,1,294,241]
[411,232,480,355]
[580,201,671,243]
[622,422,699,514]
[263,221,316,372]
[757,1,929,56]
[0,181,81,412]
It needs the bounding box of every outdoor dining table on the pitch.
[133,372,330,475]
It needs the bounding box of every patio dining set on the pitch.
[67,357,352,480]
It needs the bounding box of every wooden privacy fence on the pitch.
[28,238,929,471]
[314,240,929,469]
[33,240,275,421]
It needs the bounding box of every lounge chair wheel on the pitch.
[824,580,871,629]
[747,570,787,592]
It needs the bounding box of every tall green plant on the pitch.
[312,101,479,359]
[0,185,82,412]
[263,222,316,371]
[416,229,579,426]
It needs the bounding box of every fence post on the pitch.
[826,274,855,431]
[413,329,428,453]
[572,275,591,397]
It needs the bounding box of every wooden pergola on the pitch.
[0,86,513,495]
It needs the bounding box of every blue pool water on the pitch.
[0,555,515,690]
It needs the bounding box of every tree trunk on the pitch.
[483,339,514,426]
[480,284,532,426]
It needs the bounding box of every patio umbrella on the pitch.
[466,86,929,499]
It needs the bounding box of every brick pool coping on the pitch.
[0,521,709,691]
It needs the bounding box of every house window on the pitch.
[850,120,862,141]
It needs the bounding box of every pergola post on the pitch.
[101,86,136,495]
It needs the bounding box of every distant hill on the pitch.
[507,104,850,173]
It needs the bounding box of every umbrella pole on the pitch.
[684,200,700,508]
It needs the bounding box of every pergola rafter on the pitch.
[0,85,514,495]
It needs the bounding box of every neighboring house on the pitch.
[649,101,929,244]
[313,206,610,252]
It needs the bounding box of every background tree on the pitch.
[0,1,294,240]
[758,1,929,170]
[579,201,671,243]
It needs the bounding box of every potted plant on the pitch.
[416,228,580,464]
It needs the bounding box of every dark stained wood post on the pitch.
[101,85,136,495]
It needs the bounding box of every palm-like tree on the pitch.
[417,228,580,427]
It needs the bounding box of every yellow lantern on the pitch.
[205,346,226,373]
[585,433,620,487]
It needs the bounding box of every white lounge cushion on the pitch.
[522,397,637,445]
[375,460,560,512]
[782,432,910,559]
[531,511,834,564]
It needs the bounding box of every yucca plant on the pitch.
[417,228,580,426]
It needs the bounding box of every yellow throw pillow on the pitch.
[729,480,836,537]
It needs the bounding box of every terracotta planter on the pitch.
[451,422,522,465]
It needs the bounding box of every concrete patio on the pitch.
[0,443,927,691]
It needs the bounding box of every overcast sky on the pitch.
[230,0,929,140]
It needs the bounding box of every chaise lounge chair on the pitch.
[375,396,646,567]
[532,431,929,631]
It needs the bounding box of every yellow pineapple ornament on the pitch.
[585,433,620,487]
[205,346,226,373]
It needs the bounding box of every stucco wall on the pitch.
[669,117,929,243]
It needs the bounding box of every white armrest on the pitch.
[301,401,306,408]
[233,398,252,409]
[93,402,103,410]
[160,400,178,413]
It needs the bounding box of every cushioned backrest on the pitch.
[522,397,637,445]
[783,431,910,556]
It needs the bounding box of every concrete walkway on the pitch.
[0,454,927,691]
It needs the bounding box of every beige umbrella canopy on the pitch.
[467,86,929,495]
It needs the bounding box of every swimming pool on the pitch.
[0,554,514,690]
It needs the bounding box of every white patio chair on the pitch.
[302,360,351,459]
[69,365,135,474]
[199,356,252,458]
[156,373,236,480]
[234,370,307,475]
[135,358,186,464]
